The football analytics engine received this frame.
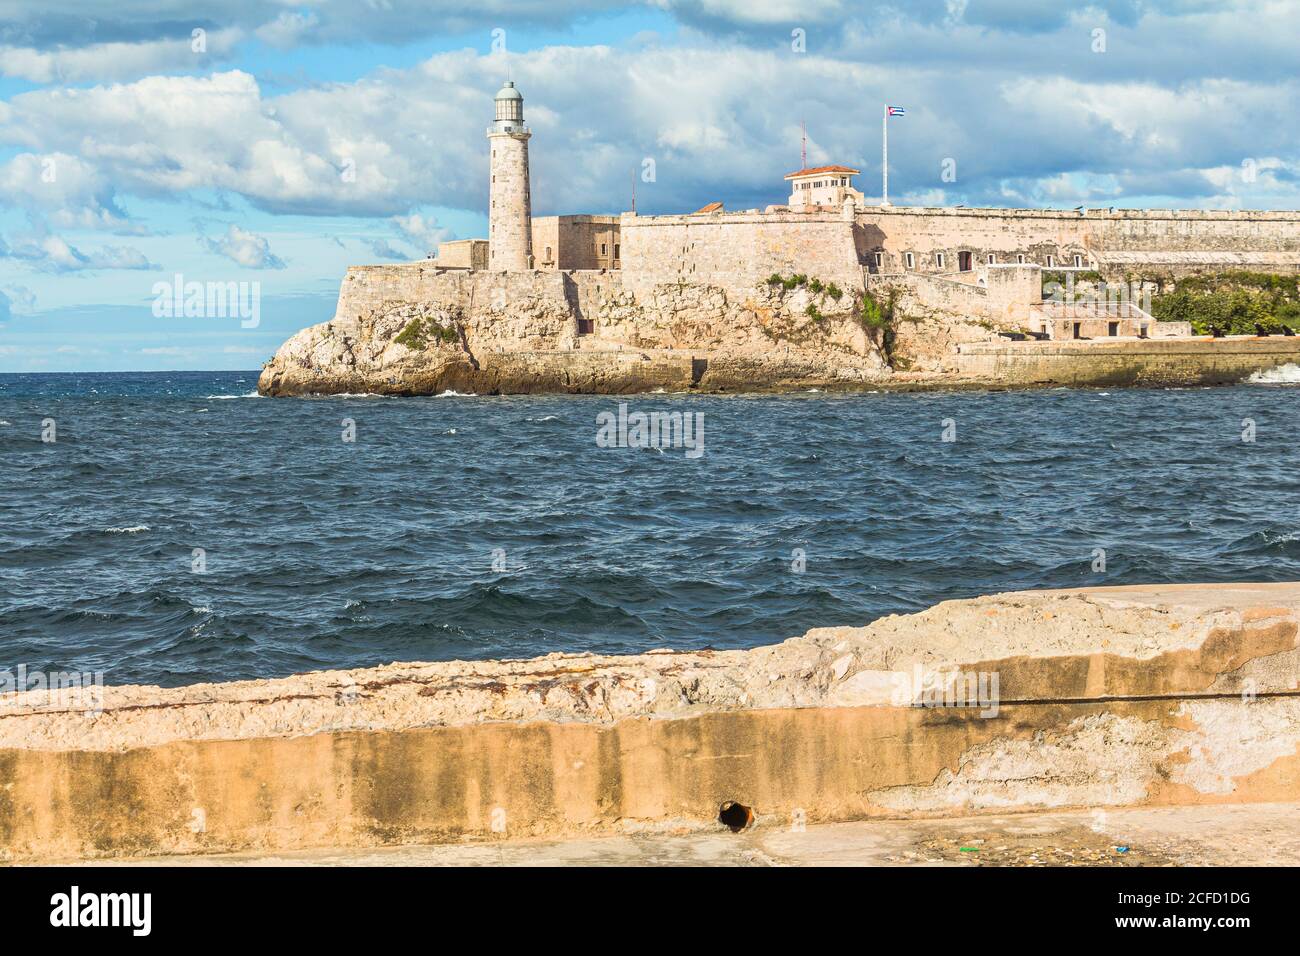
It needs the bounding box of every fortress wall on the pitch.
[620,211,865,287]
[332,264,574,326]
[533,216,621,271]
[855,207,1300,274]
[1097,211,1300,253]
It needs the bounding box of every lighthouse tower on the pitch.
[487,81,533,271]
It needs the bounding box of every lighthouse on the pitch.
[487,81,533,271]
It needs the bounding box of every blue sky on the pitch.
[1,0,1297,372]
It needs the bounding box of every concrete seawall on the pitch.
[4,583,1300,861]
[953,337,1300,387]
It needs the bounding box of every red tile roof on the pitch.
[784,164,860,180]
[692,201,725,214]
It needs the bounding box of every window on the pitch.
[1046,255,1055,267]
[1073,254,1084,267]
[600,243,607,256]
[1016,254,1025,264]
[987,254,996,264]
[874,252,883,267]
[544,246,552,261]
[936,252,946,269]
[614,244,620,259]
[905,252,915,270]
[1108,321,1119,337]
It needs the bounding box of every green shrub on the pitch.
[395,316,460,350]
[1150,272,1300,334]
[853,288,902,364]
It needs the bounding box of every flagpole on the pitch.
[882,104,889,207]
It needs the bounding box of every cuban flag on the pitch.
[886,106,906,116]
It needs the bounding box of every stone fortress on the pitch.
[260,82,1300,396]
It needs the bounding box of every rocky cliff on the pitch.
[257,265,891,396]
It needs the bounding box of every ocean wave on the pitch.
[1246,364,1300,384]
[206,391,261,399]
[105,525,151,534]
[436,389,477,397]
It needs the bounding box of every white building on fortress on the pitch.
[429,80,1300,336]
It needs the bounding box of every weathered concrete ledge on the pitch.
[952,336,1300,388]
[4,583,1300,861]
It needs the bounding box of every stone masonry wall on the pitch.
[854,206,1300,275]
[488,132,532,270]
[533,215,621,270]
[619,211,864,288]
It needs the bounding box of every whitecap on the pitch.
[0,420,10,426]
[1246,364,1300,384]
[436,389,477,397]
[106,525,150,534]
[206,391,261,399]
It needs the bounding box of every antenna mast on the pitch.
[801,119,807,169]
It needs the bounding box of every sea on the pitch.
[5,368,1300,687]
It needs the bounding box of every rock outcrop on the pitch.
[257,265,890,396]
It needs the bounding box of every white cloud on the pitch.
[0,284,36,315]
[1,233,156,272]
[255,13,320,50]
[198,224,287,269]
[0,152,142,232]
[392,213,452,255]
[0,21,1296,230]
[0,30,243,83]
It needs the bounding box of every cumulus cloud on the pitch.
[0,233,156,272]
[0,1,625,50]
[0,29,242,82]
[198,224,286,269]
[393,213,452,255]
[254,13,320,50]
[0,152,143,232]
[366,238,415,261]
[0,284,36,316]
[0,3,1296,227]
